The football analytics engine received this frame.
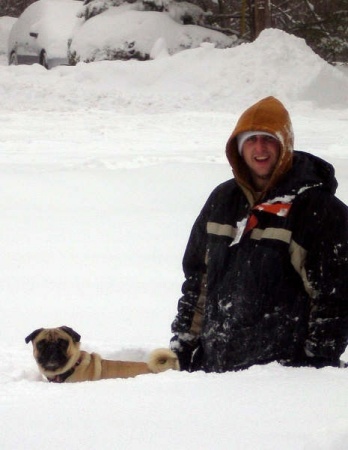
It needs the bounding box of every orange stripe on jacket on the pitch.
[245,202,292,234]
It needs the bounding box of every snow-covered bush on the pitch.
[79,0,205,25]
[78,0,125,20]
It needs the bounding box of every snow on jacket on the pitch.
[170,97,348,372]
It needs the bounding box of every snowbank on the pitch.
[0,29,347,112]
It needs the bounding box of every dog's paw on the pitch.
[147,348,180,373]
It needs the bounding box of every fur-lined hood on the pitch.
[226,96,294,204]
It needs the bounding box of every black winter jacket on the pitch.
[170,151,348,372]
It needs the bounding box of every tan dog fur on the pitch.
[25,326,179,383]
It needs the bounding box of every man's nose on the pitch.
[253,136,267,151]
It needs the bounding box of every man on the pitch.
[170,96,348,372]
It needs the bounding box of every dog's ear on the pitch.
[59,326,81,342]
[25,328,44,344]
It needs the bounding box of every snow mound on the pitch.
[0,28,347,112]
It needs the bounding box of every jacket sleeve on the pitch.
[300,193,348,367]
[170,201,210,371]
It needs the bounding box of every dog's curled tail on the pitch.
[148,348,180,373]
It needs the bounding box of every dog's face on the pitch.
[25,326,81,375]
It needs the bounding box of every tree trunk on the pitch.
[253,0,271,39]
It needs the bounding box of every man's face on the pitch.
[241,135,280,190]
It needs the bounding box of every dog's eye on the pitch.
[57,338,69,349]
[36,340,46,350]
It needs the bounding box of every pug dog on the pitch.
[25,326,179,383]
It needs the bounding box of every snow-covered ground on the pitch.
[1,28,348,449]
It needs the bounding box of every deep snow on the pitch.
[0,27,348,450]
